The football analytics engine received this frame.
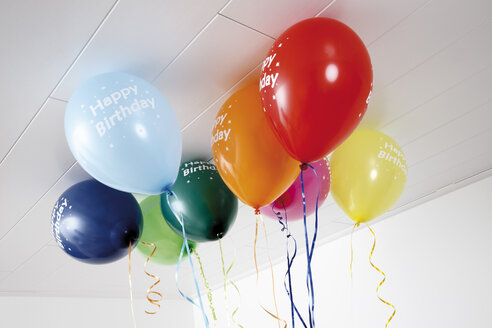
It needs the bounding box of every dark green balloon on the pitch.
[160,160,238,242]
[136,195,196,265]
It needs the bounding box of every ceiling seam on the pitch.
[366,0,433,48]
[403,120,492,169]
[0,161,77,241]
[314,0,338,17]
[0,0,121,167]
[378,62,492,131]
[217,13,276,39]
[0,245,49,288]
[49,97,68,103]
[380,17,492,90]
[180,63,261,131]
[399,97,492,150]
[150,15,221,83]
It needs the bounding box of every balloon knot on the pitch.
[300,163,308,171]
[254,208,261,215]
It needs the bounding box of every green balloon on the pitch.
[136,195,196,265]
[161,160,238,242]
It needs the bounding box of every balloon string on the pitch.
[301,163,321,328]
[366,224,396,327]
[272,200,307,328]
[194,249,217,325]
[168,191,210,328]
[128,241,137,328]
[350,223,360,281]
[253,212,287,328]
[222,236,244,328]
[219,238,230,327]
[140,242,163,315]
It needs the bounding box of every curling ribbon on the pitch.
[253,210,287,328]
[219,237,244,328]
[168,191,210,328]
[300,163,321,328]
[128,241,137,328]
[272,200,307,328]
[219,238,231,327]
[194,248,218,326]
[350,223,361,281]
[140,242,163,315]
[366,224,396,327]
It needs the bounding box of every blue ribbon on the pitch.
[167,190,210,328]
[300,163,320,328]
[272,200,308,328]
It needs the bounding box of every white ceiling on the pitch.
[0,0,491,301]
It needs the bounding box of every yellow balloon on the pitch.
[331,129,407,223]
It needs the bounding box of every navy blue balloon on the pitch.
[51,179,143,264]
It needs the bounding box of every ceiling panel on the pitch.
[380,65,492,146]
[0,0,116,161]
[404,128,492,191]
[0,246,69,291]
[319,0,430,45]
[221,0,335,38]
[368,0,491,87]
[0,99,76,238]
[51,0,230,101]
[367,19,492,127]
[153,15,273,129]
[402,102,492,167]
[0,165,89,272]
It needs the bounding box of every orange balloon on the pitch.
[212,83,299,210]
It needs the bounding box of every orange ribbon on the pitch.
[141,242,163,315]
[128,241,137,328]
[254,212,287,328]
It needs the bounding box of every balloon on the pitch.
[261,158,331,221]
[212,82,299,210]
[65,72,182,195]
[51,179,143,264]
[260,18,373,163]
[330,130,407,223]
[136,196,196,265]
[161,160,238,242]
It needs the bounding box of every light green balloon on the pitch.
[136,195,196,265]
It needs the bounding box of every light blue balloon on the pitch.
[65,72,182,195]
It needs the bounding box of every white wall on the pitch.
[194,175,492,327]
[0,296,194,327]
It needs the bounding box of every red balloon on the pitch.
[260,18,373,163]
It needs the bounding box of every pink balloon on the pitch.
[261,158,331,221]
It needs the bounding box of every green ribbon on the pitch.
[219,238,244,328]
[193,249,217,325]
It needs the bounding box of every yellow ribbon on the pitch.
[128,241,137,328]
[193,248,217,325]
[254,212,287,328]
[366,224,396,327]
[141,242,163,315]
[350,222,360,281]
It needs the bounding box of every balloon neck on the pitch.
[301,163,309,171]
[254,208,261,215]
